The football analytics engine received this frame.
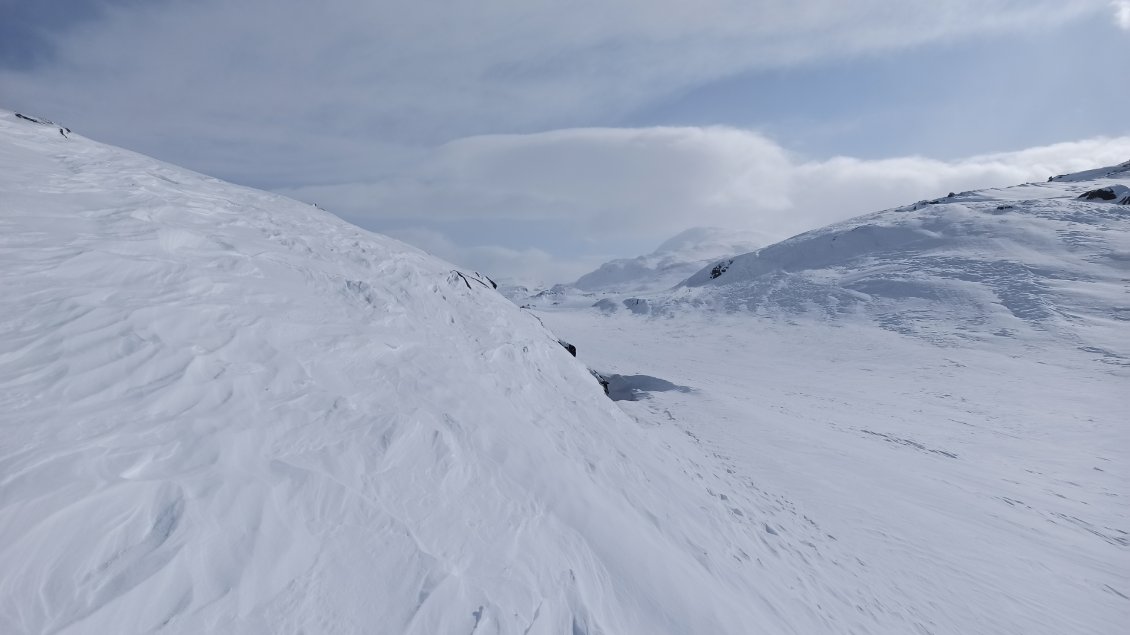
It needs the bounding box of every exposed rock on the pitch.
[589,369,611,395]
[450,270,499,290]
[1079,187,1117,201]
[14,113,70,137]
[558,339,577,357]
[710,259,733,279]
[1077,185,1130,204]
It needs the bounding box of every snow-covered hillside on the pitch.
[4,109,1127,635]
[532,163,1129,635]
[0,112,787,634]
[668,166,1130,358]
[573,227,765,293]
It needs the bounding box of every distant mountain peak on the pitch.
[572,226,766,293]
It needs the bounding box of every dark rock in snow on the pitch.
[1079,188,1118,201]
[14,112,70,137]
[589,369,611,396]
[710,259,733,279]
[558,340,577,357]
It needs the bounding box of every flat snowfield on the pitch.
[538,307,1129,634]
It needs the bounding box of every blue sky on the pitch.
[3,0,1129,283]
[627,15,1129,159]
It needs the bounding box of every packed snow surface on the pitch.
[2,109,1128,634]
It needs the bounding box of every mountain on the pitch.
[572,227,765,293]
[668,165,1130,357]
[6,108,1126,635]
[532,163,1130,635]
[0,112,777,634]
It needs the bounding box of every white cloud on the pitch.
[1114,1,1130,28]
[286,128,1130,248]
[1,0,1111,182]
[4,0,1122,285]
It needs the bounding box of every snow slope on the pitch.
[573,227,765,293]
[672,166,1130,359]
[0,112,787,634]
[4,109,1127,635]
[531,162,1129,634]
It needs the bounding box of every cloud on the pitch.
[1114,1,1130,28]
[4,0,1122,285]
[1,0,1111,184]
[284,128,1130,249]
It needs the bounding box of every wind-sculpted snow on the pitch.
[0,112,784,634]
[675,171,1130,354]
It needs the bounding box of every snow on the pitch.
[1048,160,1130,183]
[0,112,770,634]
[531,161,1130,633]
[671,174,1130,359]
[572,227,765,293]
[536,309,1129,635]
[2,109,1127,634]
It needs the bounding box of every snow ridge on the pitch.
[671,166,1130,354]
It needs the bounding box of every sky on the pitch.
[2,0,1129,285]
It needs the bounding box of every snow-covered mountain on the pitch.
[664,166,1130,358]
[0,112,781,634]
[532,163,1130,635]
[573,227,765,293]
